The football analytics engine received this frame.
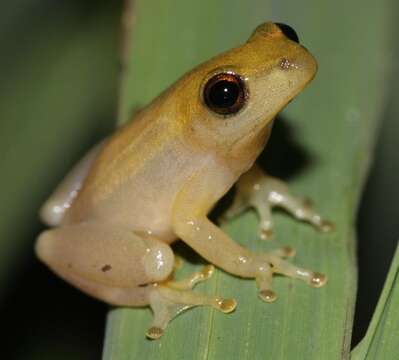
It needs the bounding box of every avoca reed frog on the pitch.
[36,22,333,339]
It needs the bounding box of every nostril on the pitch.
[275,23,300,44]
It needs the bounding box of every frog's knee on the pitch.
[142,239,174,282]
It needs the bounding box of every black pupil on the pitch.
[208,79,240,109]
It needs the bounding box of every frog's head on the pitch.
[169,22,317,171]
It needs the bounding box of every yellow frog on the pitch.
[36,22,333,339]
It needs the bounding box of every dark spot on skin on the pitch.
[67,263,72,269]
[280,58,291,70]
[138,283,148,288]
[101,264,112,272]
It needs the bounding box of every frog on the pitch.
[36,22,333,340]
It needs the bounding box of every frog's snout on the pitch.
[247,22,318,92]
[295,52,318,81]
[280,52,317,77]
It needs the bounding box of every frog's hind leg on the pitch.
[224,164,334,240]
[146,266,236,339]
[36,223,235,339]
[35,222,176,306]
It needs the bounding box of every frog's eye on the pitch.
[275,23,299,44]
[203,73,247,116]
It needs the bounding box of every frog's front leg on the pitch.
[35,222,235,339]
[173,175,327,303]
[225,164,334,240]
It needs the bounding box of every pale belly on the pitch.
[64,144,212,243]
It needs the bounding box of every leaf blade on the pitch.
[103,0,393,359]
[351,242,399,360]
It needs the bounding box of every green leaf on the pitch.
[101,0,394,359]
[351,242,399,360]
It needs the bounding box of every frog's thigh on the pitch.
[35,222,174,306]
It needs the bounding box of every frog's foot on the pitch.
[255,249,327,302]
[167,264,215,290]
[146,265,236,340]
[224,165,334,240]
